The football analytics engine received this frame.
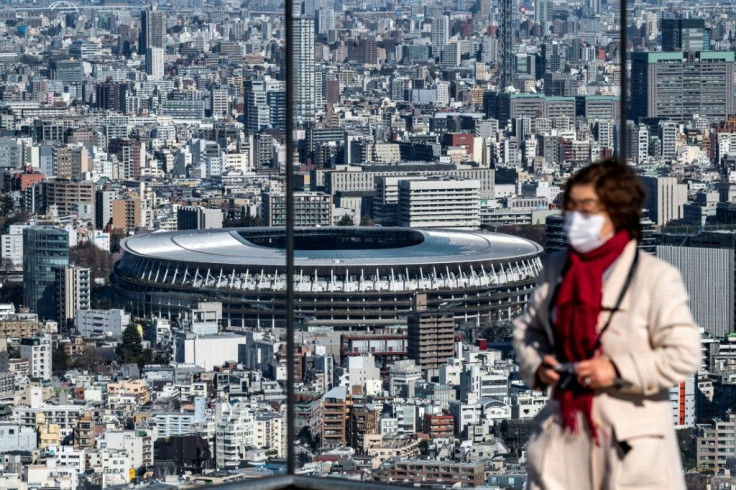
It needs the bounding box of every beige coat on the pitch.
[513,240,701,490]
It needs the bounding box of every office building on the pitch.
[536,0,552,29]
[177,206,224,230]
[210,87,228,118]
[20,335,52,381]
[261,191,332,227]
[292,15,315,124]
[407,294,455,371]
[139,6,165,55]
[23,228,69,321]
[662,18,706,52]
[630,51,735,122]
[499,0,516,89]
[54,265,90,329]
[397,178,480,229]
[76,309,131,339]
[641,175,688,226]
[657,245,734,339]
[95,189,116,230]
[145,47,164,80]
[430,16,449,54]
[546,213,656,254]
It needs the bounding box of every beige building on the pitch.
[111,196,142,232]
[44,180,95,218]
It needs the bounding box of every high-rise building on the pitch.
[23,228,69,321]
[315,8,335,35]
[95,189,116,230]
[407,294,455,371]
[397,178,481,229]
[145,47,164,80]
[641,176,688,226]
[321,386,351,448]
[499,0,516,90]
[656,245,734,339]
[545,213,656,254]
[111,196,142,233]
[630,51,735,123]
[662,18,706,52]
[20,335,52,381]
[210,87,228,118]
[292,15,315,124]
[430,16,449,54]
[535,0,552,29]
[139,6,165,55]
[54,265,90,329]
[659,121,678,161]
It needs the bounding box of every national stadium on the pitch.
[110,227,544,329]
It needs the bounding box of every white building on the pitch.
[92,230,110,252]
[19,334,52,381]
[0,424,37,452]
[76,309,131,339]
[254,413,286,457]
[669,374,697,428]
[99,430,154,468]
[215,403,254,468]
[174,332,247,371]
[641,175,688,225]
[398,178,481,229]
[145,47,164,80]
[1,224,26,269]
[336,355,381,391]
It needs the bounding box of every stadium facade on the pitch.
[111,227,544,329]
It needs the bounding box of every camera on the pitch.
[554,362,578,391]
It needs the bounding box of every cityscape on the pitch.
[0,0,734,488]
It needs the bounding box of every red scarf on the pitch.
[554,230,630,442]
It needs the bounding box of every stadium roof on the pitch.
[120,227,543,268]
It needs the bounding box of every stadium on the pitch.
[111,227,544,329]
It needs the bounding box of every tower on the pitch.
[499,0,516,90]
[139,6,165,55]
[292,14,315,125]
[431,16,449,54]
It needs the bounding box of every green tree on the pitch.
[337,215,354,226]
[117,324,144,366]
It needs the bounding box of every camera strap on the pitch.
[547,248,640,356]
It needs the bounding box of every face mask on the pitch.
[564,211,607,254]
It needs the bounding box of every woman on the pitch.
[513,159,701,490]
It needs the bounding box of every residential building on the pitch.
[54,265,90,329]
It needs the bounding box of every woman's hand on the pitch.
[536,355,560,387]
[575,358,617,389]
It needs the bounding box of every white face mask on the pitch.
[564,211,607,254]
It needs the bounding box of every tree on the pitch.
[70,243,114,285]
[360,215,375,226]
[117,324,144,367]
[52,348,72,373]
[337,215,354,226]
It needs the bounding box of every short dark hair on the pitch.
[562,159,647,241]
